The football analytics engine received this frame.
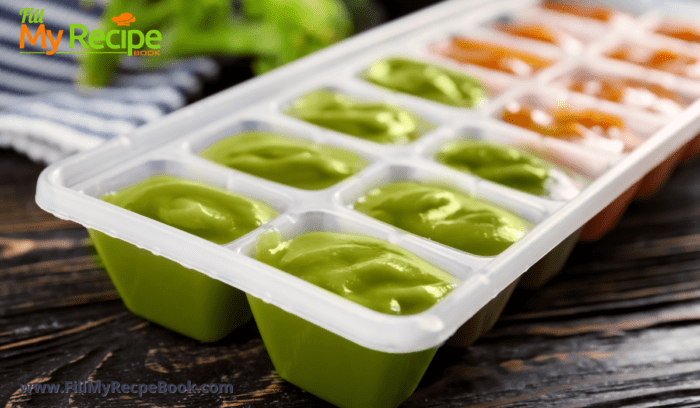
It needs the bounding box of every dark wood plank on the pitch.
[2,147,700,408]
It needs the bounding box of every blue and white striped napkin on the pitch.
[0,0,220,163]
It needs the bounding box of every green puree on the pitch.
[285,89,432,144]
[103,175,278,244]
[437,140,551,196]
[251,231,455,407]
[354,182,532,256]
[362,57,485,107]
[91,175,278,341]
[256,231,458,315]
[200,131,366,190]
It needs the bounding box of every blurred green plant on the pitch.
[79,0,361,87]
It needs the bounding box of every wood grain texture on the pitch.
[2,148,700,408]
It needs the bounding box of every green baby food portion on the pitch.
[256,231,458,315]
[362,57,485,107]
[103,175,278,244]
[285,89,432,144]
[247,293,438,408]
[354,182,532,256]
[89,229,252,342]
[436,140,551,196]
[200,131,367,190]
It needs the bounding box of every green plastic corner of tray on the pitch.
[89,230,251,342]
[247,294,437,408]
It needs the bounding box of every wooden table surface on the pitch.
[2,146,700,407]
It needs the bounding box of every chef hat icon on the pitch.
[112,13,136,26]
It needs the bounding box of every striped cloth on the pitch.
[0,0,220,163]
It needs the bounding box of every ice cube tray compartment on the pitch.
[337,162,554,222]
[229,209,493,353]
[355,54,514,115]
[236,209,476,283]
[548,64,700,117]
[490,88,665,155]
[75,158,293,242]
[638,12,700,51]
[485,11,596,52]
[334,162,553,265]
[425,31,564,79]
[420,123,591,201]
[533,0,642,28]
[277,84,444,147]
[594,35,700,82]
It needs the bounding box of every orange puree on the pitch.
[501,101,642,151]
[541,1,616,22]
[563,70,689,114]
[433,37,555,77]
[495,22,560,44]
[605,44,698,78]
[655,24,700,44]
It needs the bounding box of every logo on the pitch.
[19,8,43,24]
[112,13,135,27]
[19,8,161,56]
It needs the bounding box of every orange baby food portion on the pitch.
[501,101,642,151]
[541,1,615,22]
[564,70,688,114]
[606,44,698,78]
[433,37,555,77]
[655,24,700,44]
[495,22,560,44]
